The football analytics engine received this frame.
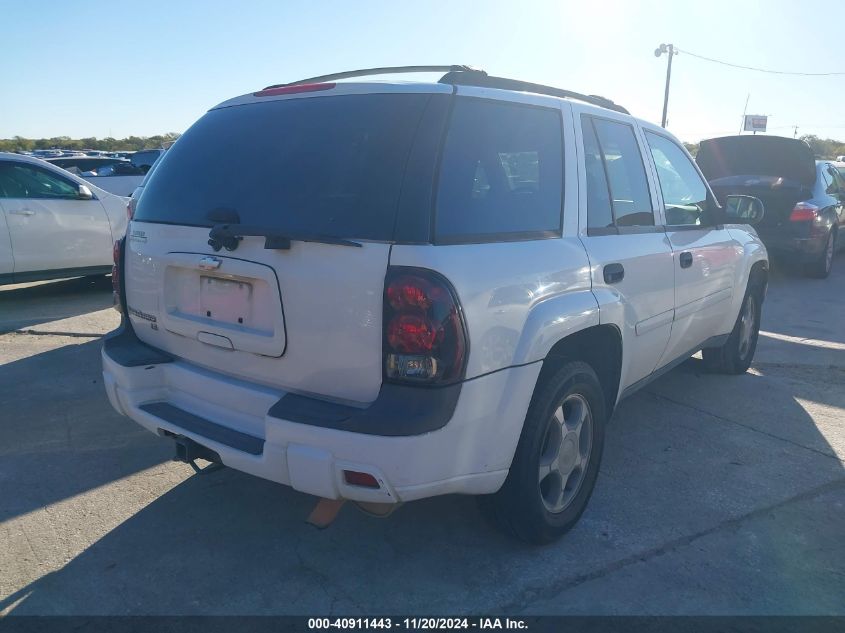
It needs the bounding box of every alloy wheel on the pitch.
[538,393,593,513]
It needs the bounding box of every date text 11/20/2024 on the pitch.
[307,618,528,630]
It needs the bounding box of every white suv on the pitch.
[102,66,769,543]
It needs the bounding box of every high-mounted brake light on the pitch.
[383,267,467,385]
[789,202,820,222]
[253,83,335,97]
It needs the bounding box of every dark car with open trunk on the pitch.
[697,135,845,278]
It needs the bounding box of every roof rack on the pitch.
[264,66,628,114]
[439,72,629,114]
[264,65,482,90]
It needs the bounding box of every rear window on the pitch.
[135,94,430,240]
[434,98,563,242]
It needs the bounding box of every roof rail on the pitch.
[438,72,629,114]
[264,65,485,90]
[263,66,627,114]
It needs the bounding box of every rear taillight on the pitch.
[789,202,820,222]
[127,197,136,221]
[253,82,335,97]
[112,238,125,313]
[383,267,467,385]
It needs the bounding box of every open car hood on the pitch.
[697,135,816,188]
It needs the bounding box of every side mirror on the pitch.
[78,184,94,200]
[724,194,765,226]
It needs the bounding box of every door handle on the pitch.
[679,251,693,269]
[9,209,34,216]
[603,263,625,284]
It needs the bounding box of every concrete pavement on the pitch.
[1,261,843,615]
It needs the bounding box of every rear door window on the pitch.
[134,94,431,241]
[581,116,654,230]
[589,118,653,227]
[434,98,563,242]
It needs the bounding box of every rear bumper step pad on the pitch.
[140,401,265,455]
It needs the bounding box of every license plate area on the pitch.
[200,276,253,326]
[159,253,286,357]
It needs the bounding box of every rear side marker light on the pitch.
[344,470,379,489]
[253,83,335,97]
[789,202,820,222]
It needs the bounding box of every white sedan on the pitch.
[0,153,128,285]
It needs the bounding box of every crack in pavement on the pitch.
[644,390,843,463]
[10,329,104,339]
[505,476,845,613]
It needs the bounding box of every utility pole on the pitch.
[655,43,677,128]
[738,93,750,134]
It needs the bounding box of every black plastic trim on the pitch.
[393,93,452,243]
[619,334,730,400]
[102,324,173,367]
[141,402,264,455]
[268,381,462,436]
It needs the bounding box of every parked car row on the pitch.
[44,149,165,197]
[24,148,158,164]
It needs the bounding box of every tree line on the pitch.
[3,131,843,160]
[0,134,181,153]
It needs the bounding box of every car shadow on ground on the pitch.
[0,276,113,334]
[0,339,170,526]
[2,337,842,615]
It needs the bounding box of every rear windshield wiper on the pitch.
[208,224,362,252]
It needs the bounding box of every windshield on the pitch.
[134,93,431,240]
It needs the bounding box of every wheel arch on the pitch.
[534,324,623,418]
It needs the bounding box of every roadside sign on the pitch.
[743,115,768,132]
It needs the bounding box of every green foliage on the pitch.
[798,135,845,160]
[0,134,180,153]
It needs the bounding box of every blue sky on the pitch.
[2,0,844,143]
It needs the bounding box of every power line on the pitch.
[676,48,845,76]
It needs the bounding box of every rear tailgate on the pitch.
[125,226,390,402]
[126,88,444,404]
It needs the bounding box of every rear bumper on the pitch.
[101,329,541,503]
[759,232,828,262]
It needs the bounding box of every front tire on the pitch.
[479,361,606,544]
[702,280,762,374]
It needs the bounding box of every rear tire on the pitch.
[702,279,762,374]
[805,230,835,279]
[478,361,606,544]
